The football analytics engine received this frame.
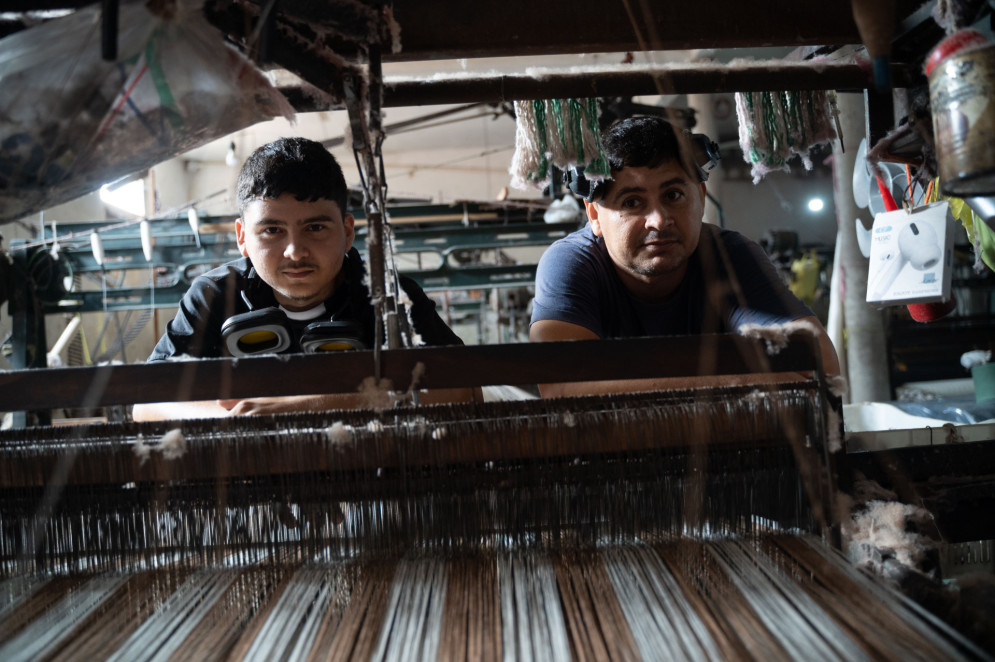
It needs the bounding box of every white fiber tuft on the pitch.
[827,374,848,398]
[357,376,397,410]
[133,434,152,465]
[325,421,354,448]
[738,319,820,355]
[160,429,187,460]
[845,500,936,576]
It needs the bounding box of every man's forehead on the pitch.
[242,194,343,223]
[602,161,694,195]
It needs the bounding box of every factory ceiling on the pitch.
[0,0,977,224]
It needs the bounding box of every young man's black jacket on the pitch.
[148,248,462,361]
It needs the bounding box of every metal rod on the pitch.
[381,62,913,107]
[277,62,911,112]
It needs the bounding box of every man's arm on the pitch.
[220,388,479,416]
[132,387,481,422]
[529,316,841,399]
[528,320,743,397]
[132,400,231,421]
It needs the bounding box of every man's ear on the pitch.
[343,213,356,250]
[584,200,603,237]
[235,218,249,257]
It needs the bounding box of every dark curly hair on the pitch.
[235,137,349,216]
[601,115,698,178]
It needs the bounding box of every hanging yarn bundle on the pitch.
[735,90,839,184]
[509,98,610,190]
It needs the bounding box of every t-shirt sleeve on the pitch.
[530,237,606,337]
[723,233,814,330]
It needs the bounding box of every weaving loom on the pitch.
[0,334,989,660]
[1,4,992,658]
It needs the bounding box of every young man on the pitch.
[134,137,470,421]
[529,116,840,397]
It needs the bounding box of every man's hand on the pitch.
[528,316,841,399]
[218,394,366,416]
[135,387,482,422]
[218,387,480,416]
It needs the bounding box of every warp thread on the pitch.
[735,89,839,183]
[509,98,609,190]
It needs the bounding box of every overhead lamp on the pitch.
[807,197,825,212]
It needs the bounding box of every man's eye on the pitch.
[307,223,328,232]
[621,198,641,209]
[664,189,685,201]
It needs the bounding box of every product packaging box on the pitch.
[866,201,954,305]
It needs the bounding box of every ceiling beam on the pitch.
[387,0,872,61]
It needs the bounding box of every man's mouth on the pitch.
[281,263,316,277]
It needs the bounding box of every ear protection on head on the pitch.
[565,133,721,202]
[563,166,606,203]
[690,133,722,181]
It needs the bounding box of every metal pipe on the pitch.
[380,62,911,107]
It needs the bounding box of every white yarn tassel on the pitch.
[509,100,545,190]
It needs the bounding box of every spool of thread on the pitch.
[90,232,105,267]
[851,0,896,92]
[188,207,203,248]
[139,220,153,262]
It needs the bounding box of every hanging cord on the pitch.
[345,43,410,387]
[735,89,838,183]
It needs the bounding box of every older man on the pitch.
[530,116,839,397]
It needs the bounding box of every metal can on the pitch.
[928,43,995,197]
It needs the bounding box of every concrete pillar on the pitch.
[687,93,722,226]
[832,92,891,403]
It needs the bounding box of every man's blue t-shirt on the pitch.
[530,223,812,337]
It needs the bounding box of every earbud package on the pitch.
[866,201,953,305]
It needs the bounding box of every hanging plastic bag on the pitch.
[0,0,294,224]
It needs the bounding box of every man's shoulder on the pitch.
[187,257,255,292]
[701,224,764,260]
[542,225,608,268]
[198,256,253,281]
[554,224,600,249]
[703,223,748,245]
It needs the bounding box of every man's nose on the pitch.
[283,235,310,260]
[644,205,672,230]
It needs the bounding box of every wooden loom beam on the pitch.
[0,333,823,412]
